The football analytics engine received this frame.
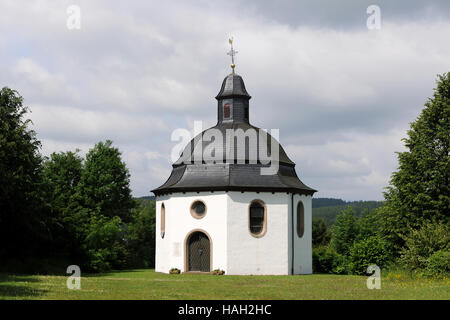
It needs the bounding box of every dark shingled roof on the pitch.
[215,73,251,99]
[152,73,316,196]
[173,122,295,166]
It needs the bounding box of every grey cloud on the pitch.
[229,0,450,29]
[1,0,448,200]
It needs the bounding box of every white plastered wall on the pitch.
[287,194,313,274]
[226,191,290,275]
[155,192,228,273]
[155,191,312,275]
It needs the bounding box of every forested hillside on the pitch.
[136,196,155,207]
[312,198,347,208]
[312,199,384,225]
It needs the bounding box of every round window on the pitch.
[190,200,206,219]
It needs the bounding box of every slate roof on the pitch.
[215,73,251,99]
[153,162,315,195]
[152,73,316,196]
[173,122,295,166]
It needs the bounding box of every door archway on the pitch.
[185,230,211,272]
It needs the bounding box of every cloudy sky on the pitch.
[1,0,449,200]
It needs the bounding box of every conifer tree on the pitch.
[383,73,450,250]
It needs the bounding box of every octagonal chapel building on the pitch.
[152,61,316,275]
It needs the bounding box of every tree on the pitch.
[43,151,83,212]
[68,140,136,271]
[42,151,84,257]
[84,215,128,272]
[349,236,389,275]
[126,200,156,268]
[76,140,135,222]
[312,218,331,247]
[383,73,450,251]
[0,87,48,264]
[331,207,359,256]
[312,246,346,274]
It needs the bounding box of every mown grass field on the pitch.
[0,269,448,300]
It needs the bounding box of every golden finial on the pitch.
[227,37,238,74]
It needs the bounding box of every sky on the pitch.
[1,0,449,200]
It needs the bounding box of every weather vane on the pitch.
[227,37,238,74]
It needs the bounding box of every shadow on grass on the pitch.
[0,275,41,282]
[0,274,47,298]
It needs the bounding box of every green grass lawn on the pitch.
[0,269,448,300]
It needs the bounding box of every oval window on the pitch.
[161,203,165,239]
[190,200,206,219]
[297,201,304,238]
[249,200,266,237]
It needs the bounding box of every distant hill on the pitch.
[136,196,155,201]
[312,198,384,225]
[134,195,155,208]
[312,198,347,208]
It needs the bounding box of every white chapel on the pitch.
[152,41,316,275]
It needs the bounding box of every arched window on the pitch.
[249,200,267,237]
[190,200,207,219]
[297,201,304,238]
[161,203,165,238]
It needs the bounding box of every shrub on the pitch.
[125,201,156,268]
[84,215,128,272]
[86,249,112,272]
[169,268,181,274]
[332,254,351,274]
[424,250,450,277]
[212,269,225,275]
[400,221,449,273]
[312,247,334,273]
[331,207,359,256]
[349,236,389,275]
[312,246,349,274]
[312,218,331,247]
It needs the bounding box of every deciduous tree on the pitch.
[0,87,47,263]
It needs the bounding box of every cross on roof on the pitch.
[227,37,238,73]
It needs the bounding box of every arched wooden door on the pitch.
[187,231,210,272]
